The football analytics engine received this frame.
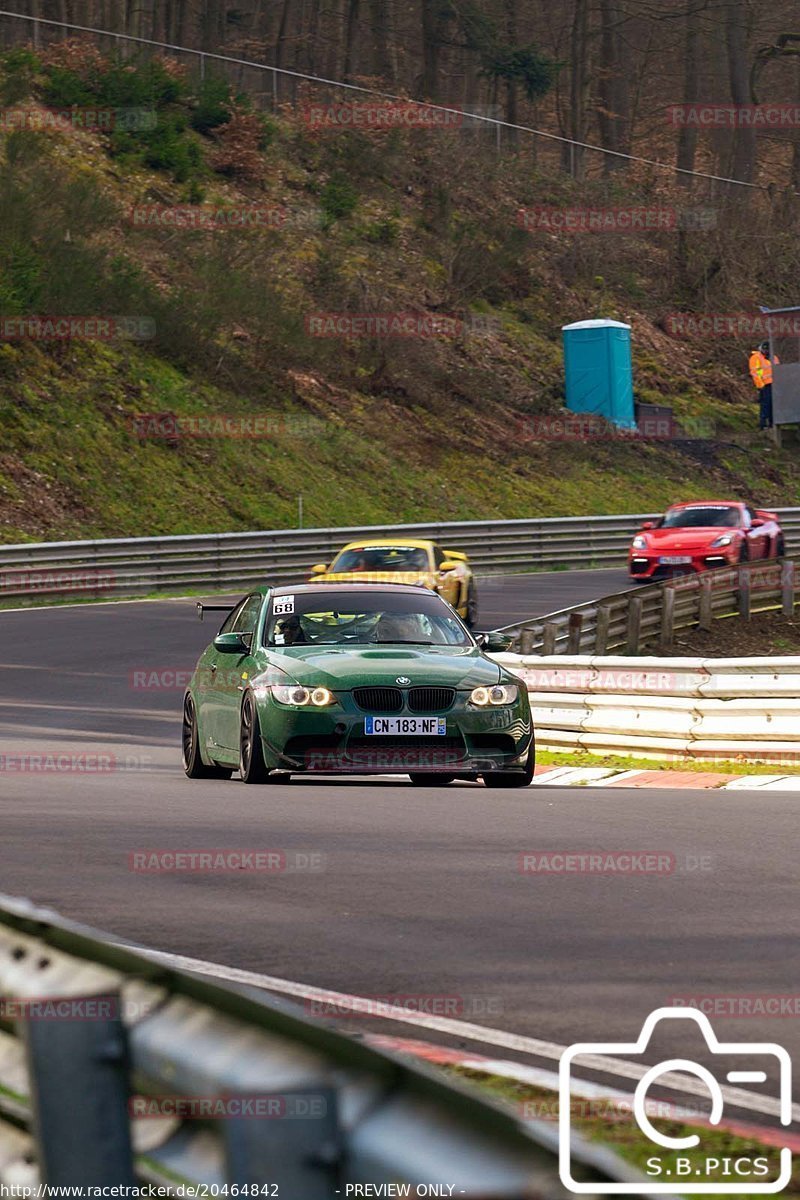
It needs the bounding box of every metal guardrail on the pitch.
[500,653,800,763]
[499,558,798,655]
[3,510,800,602]
[0,895,646,1196]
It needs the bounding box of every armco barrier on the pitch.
[2,509,800,603]
[497,653,800,763]
[500,558,799,654]
[0,895,643,1196]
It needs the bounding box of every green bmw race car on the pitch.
[182,583,534,787]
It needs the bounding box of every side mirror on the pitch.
[476,631,513,653]
[438,561,459,572]
[641,521,655,530]
[310,563,328,575]
[214,632,249,655]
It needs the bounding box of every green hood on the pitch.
[266,645,501,691]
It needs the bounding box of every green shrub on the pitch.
[0,47,40,104]
[190,75,235,134]
[320,172,358,226]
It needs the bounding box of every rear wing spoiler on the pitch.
[196,602,235,622]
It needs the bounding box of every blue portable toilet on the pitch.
[562,318,635,429]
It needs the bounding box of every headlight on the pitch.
[632,535,648,550]
[271,685,335,707]
[709,535,733,548]
[470,684,518,707]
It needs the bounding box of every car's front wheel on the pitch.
[482,744,535,789]
[239,693,289,785]
[182,693,232,780]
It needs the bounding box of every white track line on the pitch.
[124,944,796,1123]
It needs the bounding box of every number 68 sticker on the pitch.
[273,596,295,615]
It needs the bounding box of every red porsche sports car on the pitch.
[628,500,784,581]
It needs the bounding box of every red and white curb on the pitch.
[533,765,800,790]
[368,1034,800,1153]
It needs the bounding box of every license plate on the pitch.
[659,555,692,565]
[365,717,447,736]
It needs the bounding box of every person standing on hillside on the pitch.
[749,340,779,430]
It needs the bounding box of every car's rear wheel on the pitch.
[239,693,289,785]
[408,774,456,786]
[182,693,232,780]
[482,744,535,789]
[739,540,750,564]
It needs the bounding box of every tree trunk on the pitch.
[676,0,700,184]
[562,0,590,179]
[504,0,519,146]
[597,0,630,173]
[343,0,360,81]
[725,0,755,186]
[369,0,392,80]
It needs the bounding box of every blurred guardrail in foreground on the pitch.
[2,511,800,603]
[499,558,798,654]
[494,653,800,764]
[0,895,648,1196]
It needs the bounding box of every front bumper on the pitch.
[255,689,533,775]
[628,550,735,579]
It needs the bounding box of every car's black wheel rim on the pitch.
[182,695,195,768]
[240,697,254,774]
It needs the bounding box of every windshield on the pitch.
[330,545,430,572]
[265,590,470,647]
[661,506,741,529]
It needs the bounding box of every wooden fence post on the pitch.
[737,568,751,621]
[567,612,583,654]
[698,574,714,630]
[627,594,643,654]
[542,622,558,656]
[781,560,795,617]
[595,606,611,654]
[661,586,675,648]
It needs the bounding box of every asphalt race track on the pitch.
[1,566,798,1109]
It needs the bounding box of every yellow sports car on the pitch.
[310,539,478,627]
